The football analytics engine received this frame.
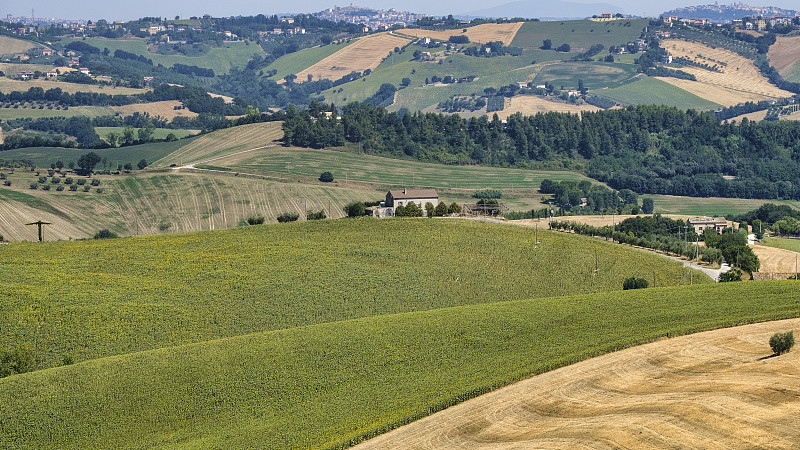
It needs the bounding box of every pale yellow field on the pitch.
[751,244,800,273]
[658,39,792,104]
[295,33,412,83]
[0,77,149,95]
[399,22,524,46]
[357,318,800,449]
[726,109,768,122]
[0,36,40,55]
[0,62,62,75]
[768,35,800,73]
[111,101,198,120]
[153,121,285,167]
[497,95,601,119]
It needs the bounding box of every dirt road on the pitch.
[356,318,800,449]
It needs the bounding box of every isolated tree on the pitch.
[319,171,334,182]
[277,212,300,222]
[623,277,649,290]
[769,331,794,355]
[401,77,411,87]
[641,197,654,214]
[123,163,133,171]
[541,39,552,50]
[94,229,117,239]
[137,159,148,170]
[246,214,265,225]
[76,152,101,175]
[343,201,365,217]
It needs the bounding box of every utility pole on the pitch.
[26,220,51,242]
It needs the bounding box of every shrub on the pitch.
[306,210,326,220]
[64,177,73,185]
[38,176,47,183]
[56,185,64,191]
[246,214,265,225]
[29,183,38,190]
[0,345,36,378]
[91,178,100,186]
[623,277,649,290]
[344,201,366,217]
[3,180,10,186]
[769,331,794,355]
[69,185,78,191]
[319,171,334,182]
[96,188,104,193]
[277,212,300,223]
[83,186,91,192]
[42,184,50,191]
[76,179,86,186]
[94,229,118,239]
[719,268,742,282]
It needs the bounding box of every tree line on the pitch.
[282,102,800,201]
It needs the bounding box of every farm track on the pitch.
[357,317,800,449]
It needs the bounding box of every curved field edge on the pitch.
[0,219,709,370]
[1,281,798,449]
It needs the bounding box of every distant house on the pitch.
[386,188,438,209]
[688,217,728,234]
[600,12,613,19]
[79,67,90,75]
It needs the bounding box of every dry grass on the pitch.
[357,317,800,449]
[399,22,524,46]
[111,101,198,120]
[657,39,792,105]
[497,95,601,119]
[0,77,148,95]
[726,110,768,122]
[0,36,39,55]
[768,36,800,73]
[751,244,800,273]
[295,33,412,83]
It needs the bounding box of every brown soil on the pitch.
[768,36,800,73]
[356,318,800,449]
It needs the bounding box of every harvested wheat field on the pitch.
[657,39,792,105]
[497,95,601,119]
[0,36,40,55]
[751,244,800,273]
[111,100,198,120]
[400,22,524,46]
[768,36,800,76]
[294,33,411,83]
[357,317,800,449]
[0,77,148,95]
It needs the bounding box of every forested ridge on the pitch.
[283,102,800,200]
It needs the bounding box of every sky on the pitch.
[7,0,800,22]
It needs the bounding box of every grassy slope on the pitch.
[0,77,149,95]
[0,139,188,168]
[94,127,196,141]
[511,19,650,50]
[1,281,797,449]
[596,75,720,109]
[0,219,708,370]
[0,106,116,120]
[221,146,591,189]
[59,38,261,75]
[0,36,40,55]
[762,237,800,253]
[264,40,353,82]
[648,195,800,216]
[533,61,639,90]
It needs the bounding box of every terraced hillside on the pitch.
[659,39,793,104]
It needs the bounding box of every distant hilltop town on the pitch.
[5,13,88,27]
[315,6,428,30]
[661,3,799,23]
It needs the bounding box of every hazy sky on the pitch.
[7,0,800,22]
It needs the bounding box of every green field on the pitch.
[0,139,191,168]
[219,146,592,189]
[511,19,650,51]
[762,236,800,253]
[595,76,721,110]
[533,61,639,90]
[782,59,800,84]
[94,127,197,141]
[264,40,353,81]
[2,276,797,448]
[648,194,800,216]
[0,220,708,368]
[0,105,115,120]
[59,38,262,75]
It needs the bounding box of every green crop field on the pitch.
[595,76,720,110]
[532,61,639,90]
[59,38,262,75]
[1,277,797,448]
[265,40,353,81]
[0,105,116,120]
[94,127,197,141]
[217,146,592,189]
[511,19,650,51]
[762,237,800,253]
[647,194,800,216]
[0,139,189,168]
